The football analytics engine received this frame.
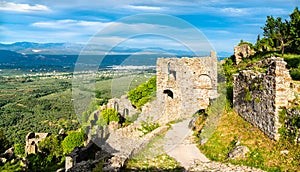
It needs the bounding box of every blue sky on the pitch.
[0,0,298,54]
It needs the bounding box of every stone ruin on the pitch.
[106,95,139,119]
[233,57,295,140]
[65,141,104,171]
[25,129,66,155]
[139,51,218,124]
[66,52,219,171]
[233,44,253,65]
[25,132,51,155]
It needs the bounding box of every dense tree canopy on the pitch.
[0,128,10,153]
[259,7,300,56]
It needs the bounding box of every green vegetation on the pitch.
[245,88,252,102]
[278,108,300,144]
[13,144,25,156]
[0,128,10,153]
[23,134,66,171]
[38,134,64,161]
[198,108,300,171]
[200,7,300,171]
[138,120,160,135]
[97,108,120,127]
[0,77,78,144]
[223,7,300,81]
[0,160,22,172]
[122,113,140,127]
[62,130,87,154]
[128,76,156,109]
[259,7,300,56]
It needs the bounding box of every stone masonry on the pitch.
[233,44,252,65]
[106,95,138,118]
[141,51,218,124]
[233,57,294,140]
[25,132,51,155]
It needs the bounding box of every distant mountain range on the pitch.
[0,42,83,55]
[0,42,230,71]
[0,42,231,57]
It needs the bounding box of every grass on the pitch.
[198,107,300,171]
[124,129,184,171]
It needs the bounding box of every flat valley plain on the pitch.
[0,69,154,144]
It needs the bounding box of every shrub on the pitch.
[98,108,119,126]
[62,130,87,154]
[138,121,160,135]
[128,77,156,109]
[290,68,300,80]
[38,134,64,161]
[14,143,25,156]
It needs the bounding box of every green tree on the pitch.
[262,16,289,56]
[38,134,64,161]
[0,128,10,153]
[289,7,300,53]
[62,130,87,154]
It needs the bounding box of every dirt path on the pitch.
[163,118,210,169]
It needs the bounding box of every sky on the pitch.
[0,0,299,54]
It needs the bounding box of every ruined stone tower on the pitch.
[154,51,218,123]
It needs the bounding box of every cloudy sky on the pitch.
[0,0,298,54]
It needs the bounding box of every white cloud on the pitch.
[125,5,163,11]
[31,19,111,31]
[0,1,50,12]
[220,7,248,16]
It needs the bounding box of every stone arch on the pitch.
[114,102,119,111]
[163,89,174,99]
[198,74,212,89]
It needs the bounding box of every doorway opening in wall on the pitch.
[163,89,174,99]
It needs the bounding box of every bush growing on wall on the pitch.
[62,130,87,154]
[128,76,156,109]
[99,108,119,125]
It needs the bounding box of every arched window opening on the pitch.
[114,102,119,111]
[163,89,174,99]
[198,74,212,89]
[123,108,129,117]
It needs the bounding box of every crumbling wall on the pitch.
[106,95,138,118]
[233,44,252,65]
[153,51,218,124]
[25,133,51,155]
[233,57,294,140]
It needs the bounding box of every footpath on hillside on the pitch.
[163,118,265,171]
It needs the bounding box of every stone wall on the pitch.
[65,141,102,171]
[233,57,294,140]
[25,132,51,155]
[233,44,252,65]
[151,51,217,124]
[106,95,139,118]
